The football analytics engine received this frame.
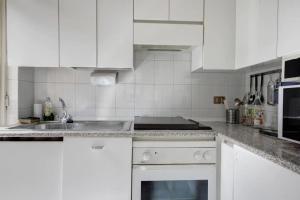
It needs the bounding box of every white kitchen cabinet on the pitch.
[278,0,300,57]
[63,137,132,200]
[203,0,236,70]
[134,0,169,21]
[0,141,63,200]
[134,23,203,46]
[59,0,97,67]
[220,141,234,200]
[235,0,278,69]
[7,0,59,67]
[169,0,204,22]
[234,145,300,200]
[98,0,133,69]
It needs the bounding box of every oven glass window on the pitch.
[283,87,300,141]
[141,180,208,200]
[285,58,300,79]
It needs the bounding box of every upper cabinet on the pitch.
[134,0,203,22]
[203,0,236,70]
[134,0,169,21]
[60,0,97,68]
[98,0,133,69]
[7,0,59,67]
[277,0,300,57]
[169,0,204,22]
[235,0,278,69]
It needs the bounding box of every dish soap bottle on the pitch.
[43,97,54,121]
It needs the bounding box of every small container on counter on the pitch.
[226,109,240,124]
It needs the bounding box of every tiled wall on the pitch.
[27,51,244,121]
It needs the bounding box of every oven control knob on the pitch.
[193,151,203,161]
[142,152,152,162]
[203,151,213,161]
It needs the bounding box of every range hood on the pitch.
[134,22,203,51]
[134,45,191,52]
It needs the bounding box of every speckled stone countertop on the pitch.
[204,122,300,175]
[1,122,300,175]
[0,126,216,139]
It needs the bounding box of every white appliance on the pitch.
[282,54,300,82]
[279,85,300,144]
[132,141,216,200]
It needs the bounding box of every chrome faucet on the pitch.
[59,98,72,123]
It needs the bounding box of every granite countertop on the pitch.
[0,126,217,139]
[204,122,300,175]
[0,122,300,175]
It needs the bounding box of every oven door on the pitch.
[132,165,216,200]
[279,85,300,143]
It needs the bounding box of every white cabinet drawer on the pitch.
[134,23,203,46]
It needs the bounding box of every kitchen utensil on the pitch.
[253,75,262,105]
[234,98,243,108]
[248,76,255,104]
[259,75,265,103]
[223,98,229,110]
[226,109,240,124]
[267,75,276,105]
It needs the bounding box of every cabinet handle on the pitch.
[91,145,105,150]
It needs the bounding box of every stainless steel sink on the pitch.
[9,121,132,131]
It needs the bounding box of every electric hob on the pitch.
[134,116,212,130]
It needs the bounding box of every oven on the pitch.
[132,141,216,200]
[279,85,300,143]
[282,54,300,82]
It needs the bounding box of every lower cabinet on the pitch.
[63,137,132,200]
[0,141,63,200]
[233,145,300,200]
[220,141,300,200]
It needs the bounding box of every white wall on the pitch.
[28,51,244,121]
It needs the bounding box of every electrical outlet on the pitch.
[214,96,225,104]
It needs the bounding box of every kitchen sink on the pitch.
[9,121,132,131]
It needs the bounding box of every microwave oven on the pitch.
[278,85,300,144]
[282,54,300,82]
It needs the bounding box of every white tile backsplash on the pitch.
[13,51,245,123]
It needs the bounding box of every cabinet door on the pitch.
[98,0,133,69]
[203,0,235,70]
[220,142,234,200]
[278,0,300,56]
[60,0,97,67]
[0,142,63,200]
[7,0,59,67]
[234,145,300,200]
[134,0,169,21]
[235,0,278,69]
[170,0,204,22]
[63,137,132,200]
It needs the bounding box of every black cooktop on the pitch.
[134,117,212,130]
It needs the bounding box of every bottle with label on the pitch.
[43,97,55,121]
